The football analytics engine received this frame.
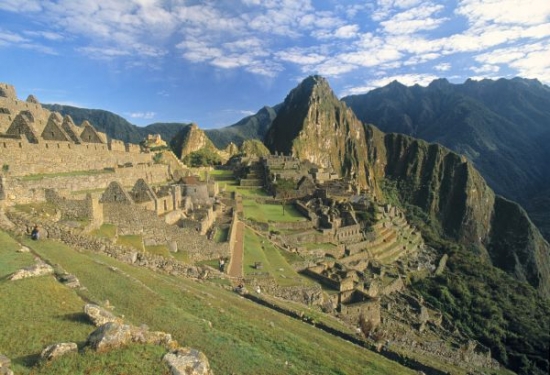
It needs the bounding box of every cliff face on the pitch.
[264,75,375,189]
[366,127,550,297]
[343,78,550,242]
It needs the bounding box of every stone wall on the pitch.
[45,189,89,219]
[2,164,170,205]
[103,202,228,261]
[0,137,151,177]
[3,209,203,279]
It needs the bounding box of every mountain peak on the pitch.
[264,76,373,188]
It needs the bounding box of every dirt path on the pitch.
[227,220,244,282]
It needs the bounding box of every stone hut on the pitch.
[100,182,134,204]
[5,113,40,143]
[26,94,39,104]
[61,115,83,144]
[131,178,157,210]
[80,120,105,143]
[41,113,71,141]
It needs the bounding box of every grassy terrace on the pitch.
[20,169,115,181]
[0,230,415,375]
[243,199,305,223]
[243,227,309,287]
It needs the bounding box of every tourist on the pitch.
[31,225,40,240]
[218,257,225,272]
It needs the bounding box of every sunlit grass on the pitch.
[243,199,305,223]
[20,169,114,181]
[90,223,117,239]
[116,235,144,251]
[243,227,309,287]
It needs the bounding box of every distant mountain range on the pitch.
[342,78,550,242]
[42,103,278,150]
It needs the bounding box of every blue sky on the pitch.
[1,0,549,128]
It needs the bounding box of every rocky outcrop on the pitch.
[86,322,177,352]
[40,342,78,362]
[84,304,124,327]
[163,347,213,375]
[9,260,54,281]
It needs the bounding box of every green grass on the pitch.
[144,245,171,257]
[170,250,190,263]
[243,199,305,223]
[243,227,310,287]
[32,345,171,375]
[212,227,229,243]
[14,202,58,217]
[6,232,415,375]
[90,223,117,239]
[116,235,144,251]
[302,242,337,250]
[20,169,115,181]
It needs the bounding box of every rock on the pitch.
[168,241,178,253]
[40,342,78,361]
[163,347,213,375]
[57,273,81,288]
[86,323,133,352]
[84,304,124,327]
[18,246,30,253]
[0,355,10,367]
[86,322,177,352]
[9,261,54,281]
[0,354,12,375]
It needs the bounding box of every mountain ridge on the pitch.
[342,77,550,242]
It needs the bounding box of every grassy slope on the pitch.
[0,230,414,375]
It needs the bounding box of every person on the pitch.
[31,225,40,240]
[218,257,225,272]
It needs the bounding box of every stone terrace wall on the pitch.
[0,137,150,177]
[3,209,203,279]
[103,202,229,261]
[3,164,170,205]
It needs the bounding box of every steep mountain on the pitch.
[342,78,550,241]
[206,105,278,149]
[264,75,375,189]
[266,76,550,298]
[367,127,550,295]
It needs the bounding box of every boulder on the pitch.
[86,322,177,352]
[40,342,78,361]
[57,273,81,288]
[0,354,12,375]
[84,304,124,327]
[9,261,54,281]
[163,347,213,375]
[86,323,134,352]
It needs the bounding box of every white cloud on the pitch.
[128,111,155,120]
[474,41,550,81]
[334,24,360,39]
[434,62,451,71]
[456,0,550,28]
[341,72,440,96]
